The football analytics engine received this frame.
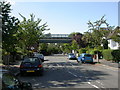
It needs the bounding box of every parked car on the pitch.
[68,53,77,60]
[33,53,44,62]
[0,69,32,90]
[77,53,93,63]
[20,57,44,76]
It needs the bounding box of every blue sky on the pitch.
[10,2,118,34]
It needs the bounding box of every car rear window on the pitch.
[69,53,74,55]
[23,58,40,63]
[84,54,92,57]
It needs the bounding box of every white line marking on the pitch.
[96,80,105,88]
[87,82,99,88]
[65,61,101,89]
[68,71,78,77]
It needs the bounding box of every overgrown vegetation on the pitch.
[1,1,49,64]
[1,1,119,64]
[111,50,120,62]
[102,49,113,61]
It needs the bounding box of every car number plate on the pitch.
[86,60,91,61]
[27,70,35,72]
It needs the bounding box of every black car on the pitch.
[1,69,32,90]
[20,57,44,76]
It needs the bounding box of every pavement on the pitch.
[0,58,119,76]
[94,59,119,68]
[0,60,21,76]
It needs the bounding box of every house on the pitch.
[107,26,120,50]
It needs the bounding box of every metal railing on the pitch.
[45,34,69,37]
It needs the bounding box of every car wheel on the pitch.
[77,60,79,63]
[20,71,24,76]
[40,72,43,76]
[81,61,84,63]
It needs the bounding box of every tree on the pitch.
[69,32,85,48]
[71,40,78,51]
[85,15,112,48]
[102,39,108,49]
[111,26,120,44]
[61,43,71,54]
[82,32,94,48]
[16,14,49,54]
[1,1,20,53]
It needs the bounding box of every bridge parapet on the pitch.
[40,34,72,43]
[45,34,69,37]
[43,34,71,39]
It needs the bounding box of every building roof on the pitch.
[107,26,120,39]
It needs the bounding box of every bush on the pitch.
[78,48,87,54]
[111,50,120,63]
[89,50,94,55]
[88,49,103,59]
[102,49,113,61]
[94,46,103,50]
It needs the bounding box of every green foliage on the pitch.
[89,50,95,55]
[102,49,113,61]
[86,48,102,59]
[111,27,120,44]
[47,45,60,54]
[1,1,20,52]
[84,15,112,48]
[78,48,87,54]
[111,50,120,62]
[102,39,108,49]
[16,14,49,54]
[61,43,71,53]
[94,46,103,50]
[68,32,81,37]
[71,40,78,50]
[39,43,48,51]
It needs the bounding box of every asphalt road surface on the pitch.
[18,54,119,90]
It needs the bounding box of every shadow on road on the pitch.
[44,59,49,61]
[18,61,110,89]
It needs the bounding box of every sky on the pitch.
[7,0,119,34]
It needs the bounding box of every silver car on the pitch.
[34,53,44,62]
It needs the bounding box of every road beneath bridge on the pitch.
[18,54,118,89]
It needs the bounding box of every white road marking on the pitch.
[68,71,78,77]
[51,59,105,89]
[95,80,105,88]
[87,82,99,88]
[67,69,100,89]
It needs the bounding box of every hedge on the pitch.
[102,49,113,61]
[111,50,120,62]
